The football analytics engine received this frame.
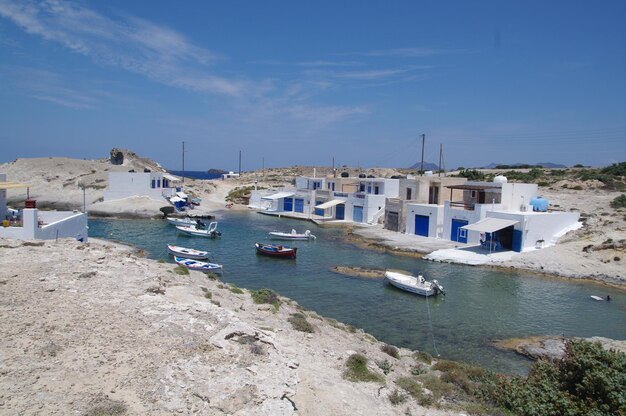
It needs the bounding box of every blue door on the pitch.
[451,219,469,243]
[353,206,363,223]
[414,215,429,236]
[314,201,324,216]
[512,229,523,252]
[336,204,345,220]
[283,198,293,211]
[294,198,304,213]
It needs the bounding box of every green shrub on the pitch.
[343,353,384,383]
[410,365,427,376]
[381,344,400,359]
[204,291,212,299]
[229,284,244,294]
[388,389,407,405]
[455,169,486,181]
[376,359,393,375]
[419,374,453,401]
[288,313,315,333]
[251,288,281,310]
[610,194,626,209]
[491,339,626,416]
[414,350,433,364]
[173,265,189,275]
[396,376,426,401]
[206,272,219,281]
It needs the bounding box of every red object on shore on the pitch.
[25,199,37,209]
[255,242,297,259]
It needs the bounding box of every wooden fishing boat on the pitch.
[255,242,297,259]
[167,245,209,260]
[384,271,445,297]
[174,256,223,273]
[268,229,316,240]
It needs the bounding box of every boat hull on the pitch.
[384,271,441,297]
[174,257,222,273]
[176,224,221,238]
[167,245,209,260]
[255,243,297,259]
[268,232,315,240]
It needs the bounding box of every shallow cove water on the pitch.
[89,211,626,375]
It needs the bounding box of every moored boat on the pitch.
[255,242,297,259]
[174,256,223,273]
[176,222,221,238]
[384,271,445,297]
[268,229,316,240]
[167,216,207,228]
[167,245,209,260]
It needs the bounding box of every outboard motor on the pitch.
[432,280,445,295]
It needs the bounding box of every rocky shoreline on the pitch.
[0,238,467,415]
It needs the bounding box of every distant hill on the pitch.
[482,162,567,169]
[408,161,442,171]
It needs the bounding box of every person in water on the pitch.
[607,295,611,301]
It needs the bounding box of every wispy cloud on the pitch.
[359,47,472,58]
[295,60,363,68]
[0,0,248,96]
[4,65,97,108]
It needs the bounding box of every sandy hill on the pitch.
[0,149,165,210]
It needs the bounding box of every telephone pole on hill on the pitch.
[420,134,425,175]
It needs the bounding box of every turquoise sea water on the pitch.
[89,211,626,375]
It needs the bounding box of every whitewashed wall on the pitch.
[406,204,444,238]
[500,183,538,211]
[104,172,165,201]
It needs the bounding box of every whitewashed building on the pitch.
[104,171,181,201]
[0,173,88,242]
[442,178,579,252]
[248,175,399,224]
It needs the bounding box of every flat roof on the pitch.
[445,184,501,191]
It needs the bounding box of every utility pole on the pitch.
[182,141,185,184]
[439,143,443,177]
[332,156,335,178]
[262,156,265,182]
[238,150,242,176]
[420,134,425,175]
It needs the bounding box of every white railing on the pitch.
[368,206,385,225]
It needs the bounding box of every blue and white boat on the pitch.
[174,256,223,273]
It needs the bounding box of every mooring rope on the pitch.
[425,295,440,357]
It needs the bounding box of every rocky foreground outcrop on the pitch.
[0,238,461,415]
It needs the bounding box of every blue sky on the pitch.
[0,0,625,171]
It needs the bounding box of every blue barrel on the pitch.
[530,197,548,212]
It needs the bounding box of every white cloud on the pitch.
[0,0,246,96]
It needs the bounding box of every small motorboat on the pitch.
[255,242,297,259]
[174,256,223,273]
[384,271,445,297]
[167,216,207,228]
[176,222,221,238]
[167,245,209,260]
[269,229,316,240]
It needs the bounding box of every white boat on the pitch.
[166,216,207,228]
[167,245,209,260]
[176,222,221,238]
[590,295,605,301]
[269,229,316,240]
[384,271,445,297]
[174,256,223,273]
